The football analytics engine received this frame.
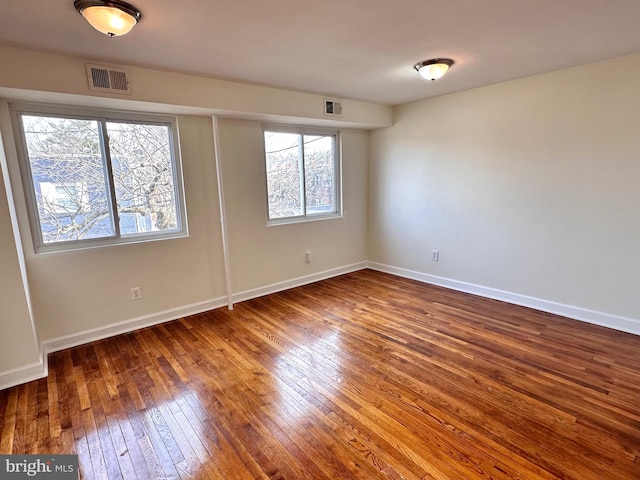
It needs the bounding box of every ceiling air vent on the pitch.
[86,64,132,95]
[324,98,343,117]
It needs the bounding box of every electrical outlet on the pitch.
[130,287,142,300]
[431,250,439,262]
[305,251,312,263]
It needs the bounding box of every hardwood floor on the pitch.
[1,269,639,479]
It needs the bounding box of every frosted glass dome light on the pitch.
[74,0,141,37]
[414,58,454,81]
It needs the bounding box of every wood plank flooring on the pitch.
[1,269,639,479]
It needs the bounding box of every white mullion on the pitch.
[299,133,307,216]
[333,133,340,214]
[99,120,121,237]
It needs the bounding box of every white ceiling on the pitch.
[1,0,640,105]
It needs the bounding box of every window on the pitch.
[13,106,186,252]
[263,126,341,224]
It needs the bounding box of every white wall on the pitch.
[219,119,369,294]
[0,134,40,382]
[0,44,380,387]
[0,44,392,130]
[0,111,371,387]
[20,115,227,342]
[2,43,640,388]
[369,54,640,328]
[1,114,370,343]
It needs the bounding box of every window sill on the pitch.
[33,231,189,255]
[266,212,343,227]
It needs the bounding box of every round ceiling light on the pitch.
[74,0,142,37]
[414,58,454,81]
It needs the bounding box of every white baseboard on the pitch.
[232,261,368,304]
[41,261,369,357]
[42,262,367,361]
[2,297,229,390]
[41,297,229,356]
[367,261,640,336]
[0,360,47,391]
[3,259,636,391]
[1,262,369,390]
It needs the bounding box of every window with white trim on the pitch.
[13,106,186,252]
[263,126,341,224]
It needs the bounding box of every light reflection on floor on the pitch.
[274,330,343,422]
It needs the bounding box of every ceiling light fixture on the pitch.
[414,58,454,81]
[74,0,142,37]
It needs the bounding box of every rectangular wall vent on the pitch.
[324,98,343,117]
[86,64,132,95]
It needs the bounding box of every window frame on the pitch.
[11,103,188,253]
[262,124,342,226]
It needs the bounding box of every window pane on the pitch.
[303,135,334,215]
[264,131,303,219]
[107,122,179,235]
[21,115,115,243]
